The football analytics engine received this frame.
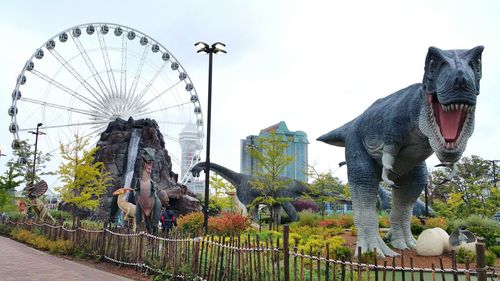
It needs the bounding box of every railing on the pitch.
[1,218,497,281]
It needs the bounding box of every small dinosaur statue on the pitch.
[225,190,248,216]
[191,161,309,221]
[318,46,483,257]
[23,180,56,224]
[113,187,136,232]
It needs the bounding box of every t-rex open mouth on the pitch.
[427,94,473,149]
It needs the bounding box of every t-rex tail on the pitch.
[317,120,354,147]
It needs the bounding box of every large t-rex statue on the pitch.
[318,46,483,257]
[191,161,309,221]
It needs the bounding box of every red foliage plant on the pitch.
[208,212,250,235]
[336,215,354,228]
[292,200,319,212]
[317,219,337,228]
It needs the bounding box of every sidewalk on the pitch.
[0,236,134,281]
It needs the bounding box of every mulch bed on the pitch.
[340,233,500,271]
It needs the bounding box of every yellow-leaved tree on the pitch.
[55,134,112,217]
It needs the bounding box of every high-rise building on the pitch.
[240,121,309,182]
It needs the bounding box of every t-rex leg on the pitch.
[135,203,143,230]
[282,202,298,221]
[346,135,397,257]
[390,162,427,250]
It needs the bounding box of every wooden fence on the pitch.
[1,218,497,281]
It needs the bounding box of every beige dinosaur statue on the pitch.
[22,180,56,224]
[226,190,248,216]
[112,187,136,231]
[27,198,56,224]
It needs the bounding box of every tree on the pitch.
[55,134,112,216]
[209,174,236,211]
[10,139,53,186]
[247,131,294,229]
[306,167,345,217]
[430,155,499,218]
[0,164,23,211]
[209,174,235,199]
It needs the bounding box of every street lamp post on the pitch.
[28,123,45,184]
[195,42,226,233]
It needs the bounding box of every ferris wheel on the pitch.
[8,23,204,184]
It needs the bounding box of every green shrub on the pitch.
[359,251,377,263]
[299,234,326,254]
[448,215,500,247]
[455,247,476,263]
[208,198,222,216]
[410,216,424,236]
[423,217,448,230]
[378,214,390,228]
[177,212,204,234]
[489,245,500,257]
[333,246,352,259]
[484,250,496,267]
[297,210,319,227]
[6,212,26,222]
[10,227,74,255]
[254,230,282,241]
[0,224,13,236]
[49,210,72,221]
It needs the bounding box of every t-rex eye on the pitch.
[429,59,435,72]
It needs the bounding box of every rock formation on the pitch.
[94,117,201,220]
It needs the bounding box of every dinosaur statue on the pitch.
[113,187,136,232]
[23,180,56,224]
[318,46,483,257]
[135,148,162,234]
[225,190,248,216]
[377,185,435,217]
[191,161,308,221]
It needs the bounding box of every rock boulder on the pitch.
[94,117,201,219]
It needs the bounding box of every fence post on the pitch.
[100,222,107,257]
[193,228,201,276]
[475,240,486,281]
[75,217,81,244]
[283,224,290,281]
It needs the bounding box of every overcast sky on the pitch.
[1,0,499,186]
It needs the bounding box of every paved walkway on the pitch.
[0,236,134,281]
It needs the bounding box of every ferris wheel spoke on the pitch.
[169,153,181,167]
[126,61,168,111]
[97,29,119,103]
[47,126,104,156]
[163,135,179,142]
[20,120,110,132]
[48,48,110,109]
[135,101,191,116]
[120,35,127,107]
[71,36,116,112]
[20,97,104,118]
[135,79,182,110]
[155,120,199,126]
[126,46,149,111]
[30,69,111,114]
